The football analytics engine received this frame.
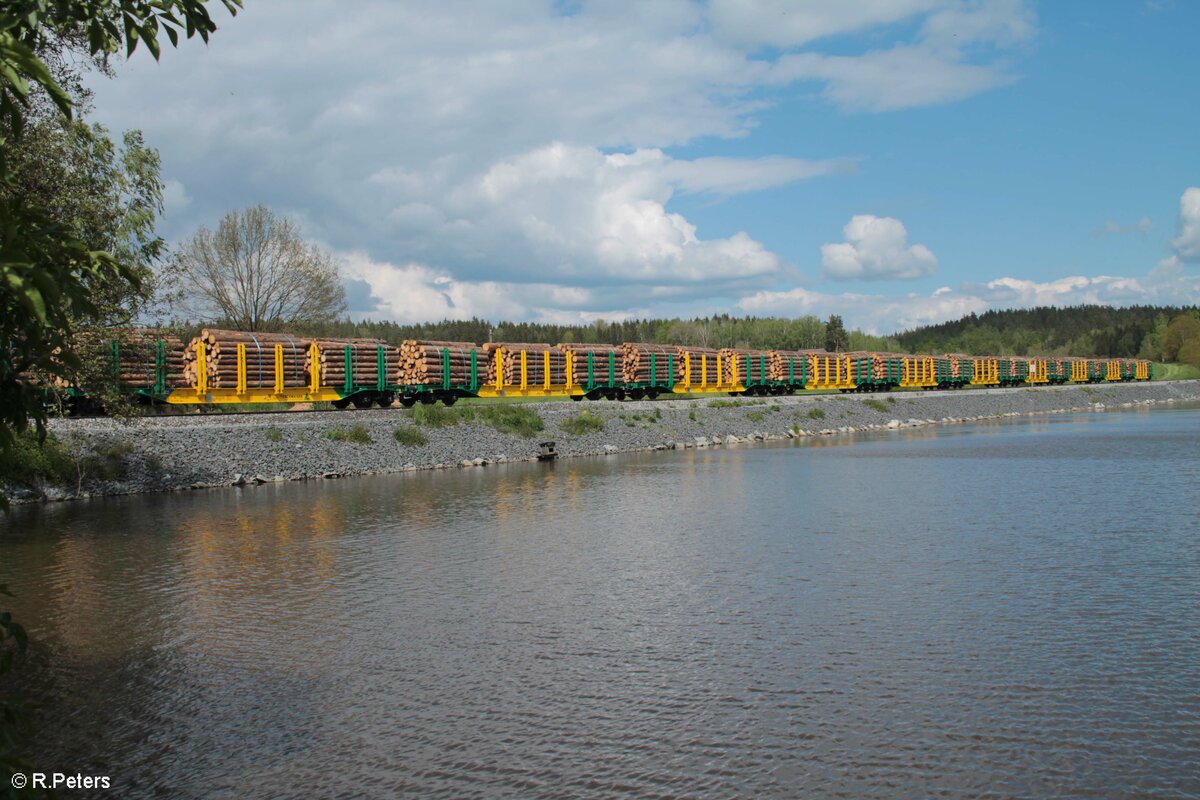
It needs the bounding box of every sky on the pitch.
[86,0,1200,333]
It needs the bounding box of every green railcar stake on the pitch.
[442,347,451,390]
[470,348,478,392]
[587,351,595,390]
[155,339,167,395]
[650,352,656,387]
[109,339,121,390]
[608,350,616,388]
[668,354,675,389]
[377,345,386,391]
[344,346,354,394]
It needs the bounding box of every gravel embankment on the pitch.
[7,380,1199,504]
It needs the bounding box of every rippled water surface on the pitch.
[3,405,1199,798]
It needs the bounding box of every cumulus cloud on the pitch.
[821,215,938,281]
[82,1,1051,328]
[1171,187,1200,261]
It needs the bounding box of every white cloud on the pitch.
[774,46,1015,112]
[739,263,1200,334]
[366,142,791,287]
[821,215,938,280]
[709,0,941,48]
[83,1,1048,328]
[1171,187,1200,261]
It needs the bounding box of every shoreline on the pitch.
[7,380,1200,505]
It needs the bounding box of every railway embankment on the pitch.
[5,379,1199,505]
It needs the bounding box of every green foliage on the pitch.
[408,403,544,437]
[325,424,371,445]
[824,314,849,352]
[560,411,606,435]
[862,398,889,412]
[392,426,427,447]
[475,405,544,438]
[1151,361,1200,381]
[409,403,463,428]
[709,398,766,408]
[288,313,830,351]
[745,410,765,422]
[0,429,75,485]
[894,305,1199,358]
[0,0,241,511]
[804,407,826,420]
[1160,315,1200,364]
[264,426,282,442]
[688,409,697,422]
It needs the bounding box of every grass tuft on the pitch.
[326,424,372,444]
[560,411,606,435]
[393,426,428,447]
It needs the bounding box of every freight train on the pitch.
[50,327,1152,411]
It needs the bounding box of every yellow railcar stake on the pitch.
[309,342,320,393]
[521,350,528,389]
[236,343,247,395]
[196,341,207,395]
[701,354,708,388]
[565,350,574,390]
[274,344,284,393]
[543,350,550,389]
[494,348,503,390]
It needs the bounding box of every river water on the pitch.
[2,405,1198,798]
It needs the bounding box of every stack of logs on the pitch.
[557,343,621,386]
[675,346,721,384]
[944,354,970,380]
[845,351,902,384]
[483,342,568,386]
[810,351,850,384]
[397,340,481,386]
[767,350,825,382]
[719,349,769,384]
[620,343,681,384]
[183,329,311,389]
[70,329,186,389]
[305,338,397,388]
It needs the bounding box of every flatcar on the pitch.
[44,327,1152,411]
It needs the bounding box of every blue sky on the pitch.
[87,0,1200,332]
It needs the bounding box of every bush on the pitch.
[746,410,765,422]
[326,424,372,444]
[410,403,464,428]
[805,407,825,420]
[393,426,427,447]
[0,430,76,486]
[476,405,544,438]
[560,412,606,435]
[862,399,889,412]
[265,426,283,442]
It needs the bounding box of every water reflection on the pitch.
[1,407,1199,798]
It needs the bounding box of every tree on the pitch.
[1,0,242,500]
[1159,315,1200,362]
[824,314,848,352]
[173,205,348,331]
